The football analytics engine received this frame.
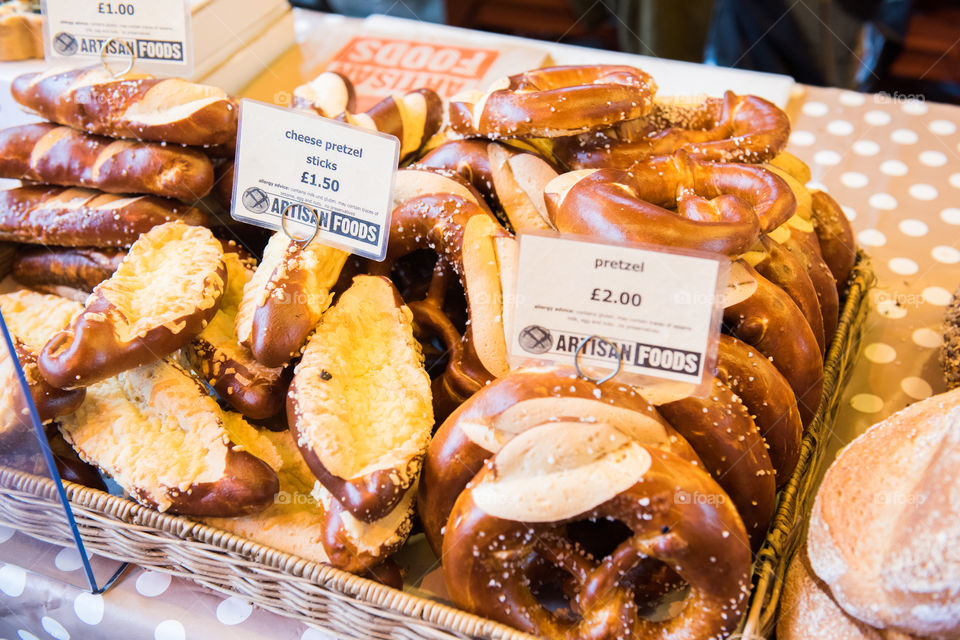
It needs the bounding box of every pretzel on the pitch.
[449,65,657,138]
[12,246,125,295]
[716,335,802,488]
[810,189,857,289]
[555,91,790,168]
[57,358,278,516]
[202,417,413,572]
[769,215,840,347]
[46,425,107,491]
[371,169,515,406]
[339,89,443,161]
[751,235,826,355]
[288,275,433,523]
[235,231,348,368]
[184,251,289,420]
[0,123,215,200]
[39,221,226,388]
[544,167,762,257]
[292,70,356,117]
[12,66,238,146]
[0,290,85,421]
[442,422,751,640]
[724,260,823,426]
[657,376,776,547]
[0,186,214,247]
[419,365,702,554]
[0,3,42,61]
[414,140,558,232]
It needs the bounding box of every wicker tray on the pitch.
[0,252,874,640]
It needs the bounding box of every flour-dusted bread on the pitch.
[779,543,919,640]
[288,275,433,523]
[808,387,960,638]
[58,358,278,516]
[39,221,226,388]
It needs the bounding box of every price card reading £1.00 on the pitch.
[508,233,729,394]
[42,0,193,75]
[231,100,400,261]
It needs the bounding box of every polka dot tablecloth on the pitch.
[2,85,958,640]
[787,86,956,458]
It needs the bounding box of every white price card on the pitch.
[42,0,193,76]
[509,232,728,391]
[231,100,400,261]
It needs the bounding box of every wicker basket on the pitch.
[0,253,874,640]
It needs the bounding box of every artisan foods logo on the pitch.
[519,325,553,354]
[52,32,78,56]
[241,187,270,214]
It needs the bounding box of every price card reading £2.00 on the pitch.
[231,100,401,261]
[508,232,729,395]
[42,0,193,75]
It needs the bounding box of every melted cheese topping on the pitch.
[98,221,223,342]
[292,276,433,481]
[0,290,81,350]
[57,360,234,511]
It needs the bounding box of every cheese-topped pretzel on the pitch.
[39,221,226,388]
[289,275,433,523]
[419,366,701,554]
[442,422,751,640]
[544,167,762,257]
[58,358,278,516]
[449,65,657,138]
[185,251,289,420]
[12,66,238,146]
[0,290,85,421]
[414,140,558,232]
[235,231,348,368]
[724,261,823,426]
[0,123,215,201]
[555,91,790,168]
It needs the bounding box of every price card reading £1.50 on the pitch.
[231,100,400,261]
[508,232,729,394]
[42,0,193,75]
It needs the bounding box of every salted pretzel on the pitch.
[12,66,238,146]
[544,166,762,257]
[12,247,125,300]
[418,366,702,555]
[724,260,823,426]
[449,65,657,138]
[292,71,356,117]
[370,169,516,415]
[185,251,289,420]
[810,189,857,289]
[716,334,802,487]
[338,89,443,162]
[414,139,558,232]
[657,376,776,547]
[0,122,215,201]
[39,221,226,388]
[235,231,348,368]
[442,422,751,640]
[554,91,790,169]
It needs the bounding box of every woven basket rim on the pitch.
[0,252,875,640]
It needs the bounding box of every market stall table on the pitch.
[1,38,957,640]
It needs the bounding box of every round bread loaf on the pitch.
[807,387,960,637]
